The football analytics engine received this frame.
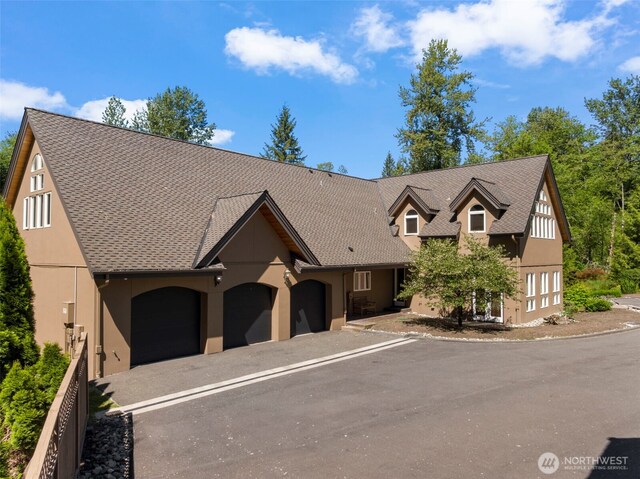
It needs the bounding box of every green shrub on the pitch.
[585,298,612,312]
[0,343,69,462]
[564,284,591,311]
[615,269,640,294]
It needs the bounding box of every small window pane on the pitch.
[405,217,418,235]
[470,213,484,232]
[43,193,51,227]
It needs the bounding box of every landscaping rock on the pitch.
[78,412,133,479]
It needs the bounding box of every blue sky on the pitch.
[1,0,639,178]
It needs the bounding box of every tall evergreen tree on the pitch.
[396,39,486,173]
[0,199,38,382]
[261,105,306,165]
[0,132,17,192]
[132,86,216,145]
[381,151,397,177]
[101,96,129,128]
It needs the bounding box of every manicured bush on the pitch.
[564,284,591,312]
[585,298,612,312]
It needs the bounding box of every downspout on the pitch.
[94,275,110,378]
[512,235,521,324]
[73,266,77,350]
[343,272,347,322]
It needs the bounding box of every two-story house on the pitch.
[3,109,570,378]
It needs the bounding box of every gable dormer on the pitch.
[387,186,440,248]
[448,178,510,236]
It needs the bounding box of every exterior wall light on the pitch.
[214,273,223,286]
[284,269,291,281]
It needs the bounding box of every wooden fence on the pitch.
[24,333,89,479]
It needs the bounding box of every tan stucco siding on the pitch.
[345,269,394,315]
[457,192,500,245]
[396,200,427,249]
[98,209,349,377]
[11,140,97,375]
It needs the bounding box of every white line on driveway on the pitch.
[111,337,416,416]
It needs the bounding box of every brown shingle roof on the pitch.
[25,109,411,273]
[377,156,550,238]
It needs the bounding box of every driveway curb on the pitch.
[365,323,640,344]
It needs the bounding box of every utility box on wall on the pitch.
[62,301,75,326]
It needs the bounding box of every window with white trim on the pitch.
[468,204,485,233]
[404,209,418,235]
[553,271,561,305]
[31,153,44,172]
[354,271,371,292]
[24,154,52,230]
[530,190,555,240]
[526,272,536,312]
[540,272,549,308]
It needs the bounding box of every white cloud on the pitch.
[407,0,608,65]
[224,27,358,84]
[75,97,148,123]
[0,80,68,119]
[209,129,235,146]
[619,56,640,74]
[351,5,404,53]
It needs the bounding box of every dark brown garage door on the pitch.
[290,280,326,337]
[131,287,201,366]
[223,283,272,349]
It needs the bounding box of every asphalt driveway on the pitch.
[103,329,640,478]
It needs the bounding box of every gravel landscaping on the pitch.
[78,413,133,479]
[368,307,640,340]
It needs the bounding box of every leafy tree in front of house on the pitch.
[131,86,216,145]
[0,199,39,382]
[0,132,17,192]
[396,39,487,173]
[101,96,129,128]
[399,236,519,327]
[261,105,306,165]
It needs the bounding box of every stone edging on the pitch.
[365,322,640,343]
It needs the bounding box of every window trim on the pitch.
[31,153,44,172]
[468,204,486,233]
[404,209,419,236]
[354,271,372,292]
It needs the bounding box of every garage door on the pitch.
[131,287,201,366]
[291,280,326,337]
[223,283,272,349]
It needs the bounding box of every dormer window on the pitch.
[404,209,419,235]
[468,205,485,233]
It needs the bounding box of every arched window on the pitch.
[468,204,485,233]
[404,209,418,235]
[31,153,44,172]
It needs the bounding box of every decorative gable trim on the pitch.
[449,177,511,213]
[194,190,320,269]
[387,185,440,217]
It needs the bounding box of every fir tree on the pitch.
[261,105,306,165]
[396,39,486,172]
[0,199,38,381]
[381,151,396,177]
[101,96,129,128]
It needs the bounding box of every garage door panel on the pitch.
[223,283,272,349]
[131,287,200,366]
[291,280,326,337]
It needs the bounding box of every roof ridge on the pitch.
[373,155,549,181]
[24,108,376,183]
